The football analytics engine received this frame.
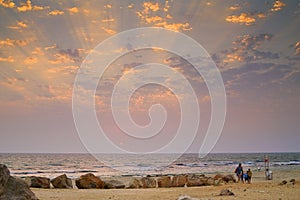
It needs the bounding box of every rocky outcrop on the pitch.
[75,173,104,189]
[140,177,156,188]
[0,164,39,200]
[172,175,188,187]
[157,176,171,188]
[128,178,142,189]
[104,180,125,189]
[187,174,207,187]
[214,174,236,183]
[51,174,72,189]
[0,165,10,191]
[25,176,50,189]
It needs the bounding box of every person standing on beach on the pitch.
[234,163,244,182]
[246,168,252,183]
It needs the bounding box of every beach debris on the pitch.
[75,173,104,189]
[219,189,234,196]
[279,180,287,185]
[0,164,39,200]
[51,174,73,189]
[25,176,50,189]
[157,176,172,188]
[177,195,199,200]
[289,179,296,185]
[172,174,188,187]
[104,179,125,189]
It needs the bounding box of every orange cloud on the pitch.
[24,57,38,65]
[102,27,116,35]
[145,16,163,23]
[0,56,14,62]
[0,38,29,47]
[0,0,15,8]
[102,18,115,23]
[271,0,286,12]
[49,53,75,64]
[155,22,192,32]
[8,21,28,30]
[17,0,32,12]
[48,10,64,16]
[295,41,300,55]
[143,2,159,12]
[229,4,240,10]
[226,13,256,25]
[68,7,79,14]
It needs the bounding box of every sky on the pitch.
[0,0,299,153]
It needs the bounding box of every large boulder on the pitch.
[104,180,125,189]
[75,173,104,189]
[0,164,39,200]
[0,164,10,191]
[51,174,72,189]
[25,176,50,189]
[214,174,235,183]
[157,176,171,188]
[187,174,207,187]
[140,177,156,188]
[127,178,142,189]
[172,175,188,187]
[223,174,236,183]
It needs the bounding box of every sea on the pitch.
[0,153,299,179]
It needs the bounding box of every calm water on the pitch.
[0,153,299,179]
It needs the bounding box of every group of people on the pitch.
[234,163,252,183]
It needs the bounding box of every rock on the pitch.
[172,175,188,187]
[0,164,38,200]
[140,177,156,188]
[289,179,296,185]
[223,174,236,183]
[157,176,171,188]
[279,180,287,185]
[51,174,72,189]
[127,178,142,189]
[0,164,10,191]
[104,180,125,189]
[220,189,234,196]
[177,195,199,200]
[25,176,50,189]
[187,175,206,187]
[214,174,224,180]
[75,173,104,189]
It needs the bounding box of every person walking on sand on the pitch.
[234,163,244,182]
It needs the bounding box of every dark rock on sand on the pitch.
[51,174,72,189]
[104,180,125,189]
[172,175,188,187]
[75,173,104,189]
[220,189,234,196]
[25,176,50,189]
[279,180,287,185]
[289,179,296,185]
[0,164,39,200]
[157,176,171,188]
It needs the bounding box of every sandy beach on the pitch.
[32,169,300,200]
